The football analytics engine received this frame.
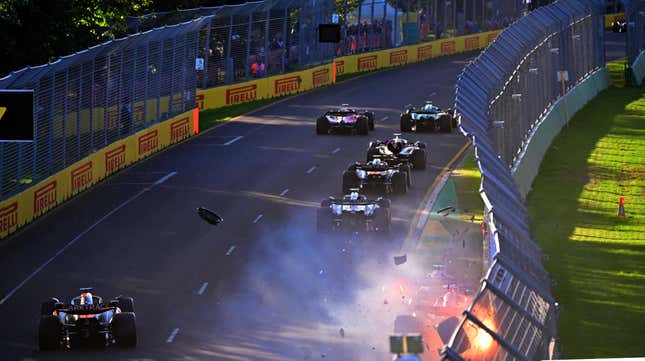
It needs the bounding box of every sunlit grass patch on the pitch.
[526,58,645,358]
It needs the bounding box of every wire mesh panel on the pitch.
[0,17,211,200]
[625,0,645,65]
[442,1,606,359]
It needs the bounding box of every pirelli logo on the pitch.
[0,202,18,234]
[487,32,498,44]
[389,50,408,65]
[134,104,145,123]
[358,55,378,71]
[196,94,205,110]
[417,44,433,62]
[226,84,257,105]
[71,161,93,194]
[105,145,126,175]
[465,36,480,51]
[441,40,456,55]
[313,69,330,87]
[138,129,159,156]
[274,76,301,96]
[171,117,190,143]
[335,60,345,75]
[33,180,57,217]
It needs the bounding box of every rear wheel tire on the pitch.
[372,208,391,235]
[356,117,369,135]
[400,115,413,132]
[316,117,329,135]
[368,114,375,130]
[440,115,452,132]
[342,171,360,194]
[392,172,407,194]
[113,312,137,347]
[40,298,61,316]
[38,316,61,351]
[412,149,427,170]
[117,297,135,313]
[400,164,413,187]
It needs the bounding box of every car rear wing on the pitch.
[57,304,114,315]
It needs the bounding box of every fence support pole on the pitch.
[202,18,212,88]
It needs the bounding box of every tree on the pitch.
[335,0,361,24]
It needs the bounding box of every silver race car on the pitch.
[342,158,411,195]
[400,101,456,132]
[317,191,391,234]
[367,134,428,170]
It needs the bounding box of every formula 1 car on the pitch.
[342,158,411,195]
[317,191,391,234]
[612,18,627,33]
[316,104,375,135]
[366,134,428,170]
[38,288,136,350]
[400,102,457,132]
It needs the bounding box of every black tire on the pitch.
[376,197,391,208]
[415,141,428,149]
[372,208,391,235]
[342,171,360,194]
[356,117,369,135]
[117,297,135,313]
[40,298,61,316]
[400,164,412,187]
[38,315,61,350]
[392,172,407,194]
[366,148,380,162]
[440,115,452,132]
[112,312,137,347]
[368,114,375,130]
[321,199,332,208]
[412,149,427,169]
[451,116,458,129]
[400,114,413,132]
[317,207,333,233]
[316,117,329,135]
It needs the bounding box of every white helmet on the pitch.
[349,192,359,201]
[372,158,382,166]
[80,292,93,305]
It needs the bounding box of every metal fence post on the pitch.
[202,18,212,88]
[265,4,271,72]
[62,68,69,167]
[226,14,234,84]
[282,5,288,73]
[246,12,253,79]
[77,63,83,159]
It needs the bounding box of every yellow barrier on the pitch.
[605,13,624,28]
[0,108,197,239]
[197,30,502,111]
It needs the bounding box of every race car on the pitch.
[317,191,391,234]
[38,288,136,350]
[342,158,411,195]
[400,101,457,132]
[366,134,428,170]
[612,18,627,33]
[316,104,375,135]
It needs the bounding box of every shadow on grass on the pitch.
[526,75,645,357]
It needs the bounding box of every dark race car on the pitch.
[316,104,375,135]
[317,191,391,234]
[612,18,626,33]
[400,102,457,132]
[38,288,136,350]
[366,134,428,170]
[342,158,411,195]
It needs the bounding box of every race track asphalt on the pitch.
[0,33,624,361]
[0,52,475,361]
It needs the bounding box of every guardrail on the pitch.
[441,1,606,359]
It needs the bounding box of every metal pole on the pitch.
[202,18,212,88]
[89,59,95,151]
[77,63,83,159]
[265,5,270,75]
[169,36,177,117]
[434,0,439,38]
[48,73,55,171]
[246,12,253,78]
[130,47,137,134]
[144,43,150,128]
[370,0,375,50]
[282,6,288,73]
[156,43,162,123]
[62,68,68,167]
[226,14,233,83]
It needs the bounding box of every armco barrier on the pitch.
[512,68,610,197]
[196,30,501,111]
[0,108,197,239]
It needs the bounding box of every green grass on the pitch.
[452,148,484,222]
[526,59,645,358]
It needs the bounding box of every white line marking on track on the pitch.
[306,166,317,174]
[222,136,243,146]
[0,171,178,306]
[166,328,180,343]
[279,188,289,196]
[331,148,341,154]
[252,214,264,224]
[225,245,236,256]
[381,116,389,121]
[197,282,209,295]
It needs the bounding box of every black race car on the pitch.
[317,191,391,234]
[400,102,456,132]
[342,158,411,195]
[38,288,136,350]
[612,18,627,33]
[316,104,375,135]
[366,134,428,170]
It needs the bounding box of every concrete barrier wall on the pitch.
[511,68,610,197]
